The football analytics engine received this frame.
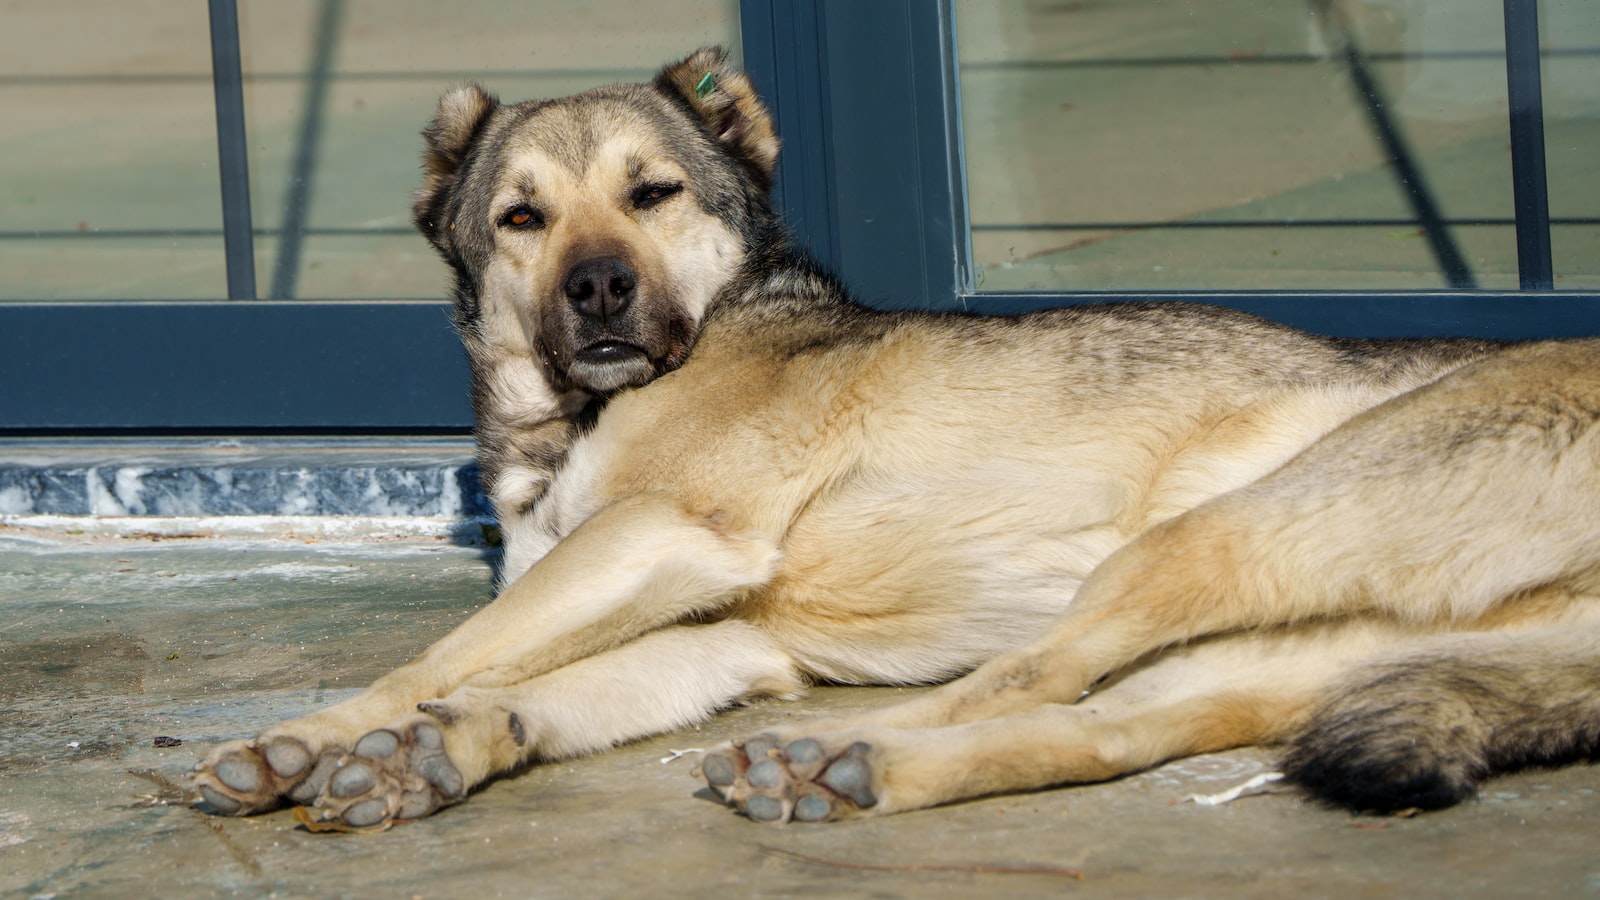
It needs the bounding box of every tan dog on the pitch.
[194,49,1600,829]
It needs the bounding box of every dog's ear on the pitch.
[656,47,779,183]
[414,83,499,242]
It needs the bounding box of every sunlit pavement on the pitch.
[3,525,1598,897]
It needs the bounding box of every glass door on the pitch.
[955,0,1597,294]
[763,0,1599,340]
[0,0,740,431]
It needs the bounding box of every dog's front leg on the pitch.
[296,619,804,828]
[193,492,780,816]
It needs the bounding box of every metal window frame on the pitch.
[208,0,257,301]
[742,0,971,309]
[0,301,470,432]
[2,0,1597,434]
[1503,0,1555,290]
[0,309,477,434]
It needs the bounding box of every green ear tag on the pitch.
[695,72,715,99]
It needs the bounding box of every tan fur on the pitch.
[193,51,1600,829]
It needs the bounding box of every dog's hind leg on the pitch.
[789,340,1600,739]
[700,622,1384,823]
[193,492,780,816]
[298,620,803,828]
[704,697,1300,824]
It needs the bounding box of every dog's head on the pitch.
[413,48,779,402]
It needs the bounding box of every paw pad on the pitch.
[309,720,467,828]
[192,739,318,817]
[698,734,880,824]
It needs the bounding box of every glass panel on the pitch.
[242,0,741,299]
[955,0,1523,292]
[0,7,226,299]
[0,0,738,302]
[1542,0,1600,288]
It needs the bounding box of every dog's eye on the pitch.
[631,182,682,210]
[500,205,545,230]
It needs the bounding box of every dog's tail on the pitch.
[1281,626,1600,813]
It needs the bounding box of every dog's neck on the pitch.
[712,226,856,319]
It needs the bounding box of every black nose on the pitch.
[563,256,636,322]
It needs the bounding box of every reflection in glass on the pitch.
[1542,0,1600,288]
[0,1,739,301]
[956,0,1595,291]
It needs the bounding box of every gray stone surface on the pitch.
[2,525,1597,897]
[0,438,490,518]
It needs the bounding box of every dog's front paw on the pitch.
[193,735,340,816]
[304,718,469,830]
[697,732,882,824]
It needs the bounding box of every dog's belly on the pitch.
[736,382,1389,685]
[744,463,1132,685]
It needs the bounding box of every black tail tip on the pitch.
[1281,748,1478,814]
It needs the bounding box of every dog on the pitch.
[193,48,1600,829]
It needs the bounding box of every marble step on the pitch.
[0,438,491,519]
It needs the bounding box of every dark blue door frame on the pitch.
[0,0,1595,433]
[208,0,257,301]
[741,0,971,309]
[0,302,470,432]
[1503,0,1554,290]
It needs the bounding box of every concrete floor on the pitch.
[3,523,1599,898]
